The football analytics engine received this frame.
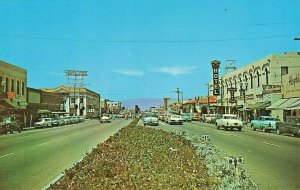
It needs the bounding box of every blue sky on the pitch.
[1,0,299,103]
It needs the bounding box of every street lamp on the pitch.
[240,81,248,122]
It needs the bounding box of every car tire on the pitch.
[276,128,281,135]
[238,127,242,131]
[251,125,256,131]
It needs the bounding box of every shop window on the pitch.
[250,73,253,89]
[11,79,14,92]
[17,81,20,94]
[6,77,9,92]
[257,71,260,87]
[22,82,25,95]
[281,67,288,75]
[265,68,269,85]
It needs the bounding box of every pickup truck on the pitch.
[143,113,159,126]
[250,116,280,132]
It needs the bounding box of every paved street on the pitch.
[0,119,132,190]
[144,120,300,190]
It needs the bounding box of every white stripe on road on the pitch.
[38,140,54,146]
[262,142,282,148]
[228,134,242,138]
[0,152,15,159]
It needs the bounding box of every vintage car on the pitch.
[276,116,300,137]
[250,116,280,132]
[100,114,111,123]
[210,114,222,124]
[181,113,192,122]
[0,116,22,134]
[143,113,159,126]
[192,113,200,121]
[215,114,243,131]
[167,115,183,125]
[34,118,53,128]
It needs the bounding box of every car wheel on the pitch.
[238,127,242,131]
[276,128,281,135]
[251,125,256,131]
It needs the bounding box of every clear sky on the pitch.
[1,0,299,102]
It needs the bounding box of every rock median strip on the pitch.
[47,119,258,189]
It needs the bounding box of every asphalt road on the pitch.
[146,120,300,190]
[0,119,132,190]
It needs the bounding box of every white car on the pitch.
[167,115,183,125]
[215,114,243,131]
[100,114,111,123]
[34,118,53,128]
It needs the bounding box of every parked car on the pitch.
[34,118,53,128]
[211,114,223,124]
[0,116,22,134]
[192,113,200,121]
[250,116,280,132]
[143,113,159,126]
[167,115,183,125]
[52,117,64,126]
[100,114,111,123]
[215,114,243,131]
[276,116,300,137]
[182,113,192,122]
[62,116,72,125]
[204,114,217,123]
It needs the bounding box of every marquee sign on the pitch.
[262,85,281,94]
[211,60,221,96]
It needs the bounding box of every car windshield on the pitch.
[265,117,279,121]
[224,116,238,119]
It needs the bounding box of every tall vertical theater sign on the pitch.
[211,60,221,96]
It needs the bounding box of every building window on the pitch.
[22,82,25,95]
[5,77,9,92]
[80,97,84,103]
[71,98,75,103]
[11,79,14,92]
[281,67,288,75]
[250,73,253,89]
[0,76,2,92]
[257,71,260,87]
[265,68,269,85]
[17,81,20,94]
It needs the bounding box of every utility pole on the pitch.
[206,84,210,114]
[173,87,182,113]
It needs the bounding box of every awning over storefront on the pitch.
[267,98,300,110]
[0,100,14,108]
[37,109,52,114]
[284,98,300,110]
[248,101,271,110]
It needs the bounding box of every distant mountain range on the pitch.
[122,98,163,111]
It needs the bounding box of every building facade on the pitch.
[41,85,100,118]
[26,87,64,126]
[209,52,300,121]
[107,101,122,114]
[0,60,27,126]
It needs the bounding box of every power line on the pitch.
[0,33,295,43]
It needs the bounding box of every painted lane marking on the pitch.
[0,152,15,159]
[38,140,54,146]
[262,142,282,148]
[228,134,242,138]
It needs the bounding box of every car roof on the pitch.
[222,114,237,116]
